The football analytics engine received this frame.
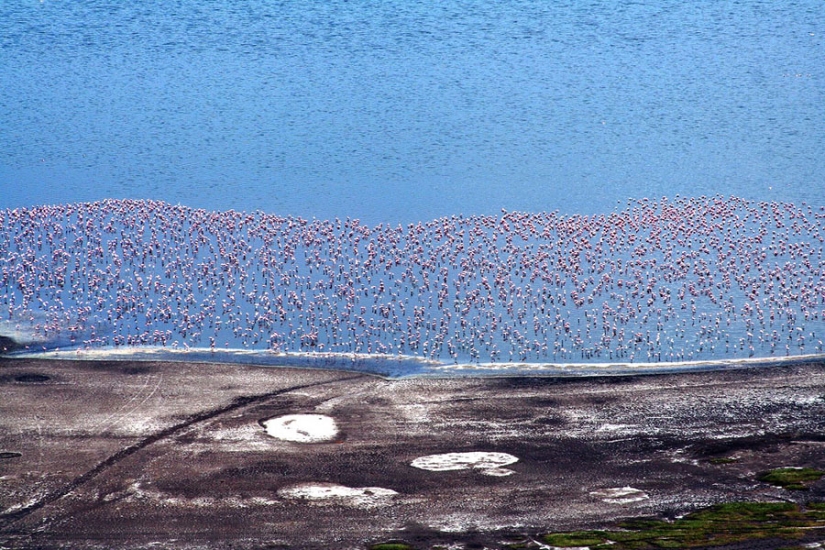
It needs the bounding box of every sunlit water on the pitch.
[1,1,823,224]
[1,2,824,376]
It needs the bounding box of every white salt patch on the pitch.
[596,423,637,432]
[203,425,276,451]
[480,467,516,477]
[427,513,517,534]
[278,483,397,507]
[411,452,518,473]
[590,486,649,504]
[127,483,278,508]
[262,414,338,443]
[397,403,431,423]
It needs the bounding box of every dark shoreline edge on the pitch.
[0,335,23,354]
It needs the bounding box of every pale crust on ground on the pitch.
[261,414,339,443]
[410,451,519,473]
[2,358,825,549]
[278,483,397,507]
[590,486,650,504]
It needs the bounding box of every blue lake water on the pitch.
[2,0,823,225]
[1,1,824,377]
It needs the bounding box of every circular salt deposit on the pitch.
[590,486,649,504]
[278,483,397,506]
[410,451,518,473]
[261,414,339,443]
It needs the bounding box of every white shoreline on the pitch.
[5,345,825,379]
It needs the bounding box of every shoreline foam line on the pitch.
[5,346,825,378]
[435,351,825,376]
[5,346,439,378]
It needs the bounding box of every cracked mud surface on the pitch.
[1,358,825,549]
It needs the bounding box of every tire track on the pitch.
[0,372,368,529]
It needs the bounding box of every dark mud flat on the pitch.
[1,358,825,549]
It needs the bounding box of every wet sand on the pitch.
[2,357,825,549]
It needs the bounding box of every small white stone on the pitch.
[480,467,516,477]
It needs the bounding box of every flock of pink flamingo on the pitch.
[1,195,823,364]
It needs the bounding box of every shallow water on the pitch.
[14,346,825,379]
[2,1,823,224]
[2,197,825,377]
[2,2,824,376]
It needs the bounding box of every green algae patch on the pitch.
[542,531,610,547]
[541,502,825,549]
[758,467,825,490]
[708,456,739,465]
[369,543,415,550]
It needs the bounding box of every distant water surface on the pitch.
[1,1,823,224]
